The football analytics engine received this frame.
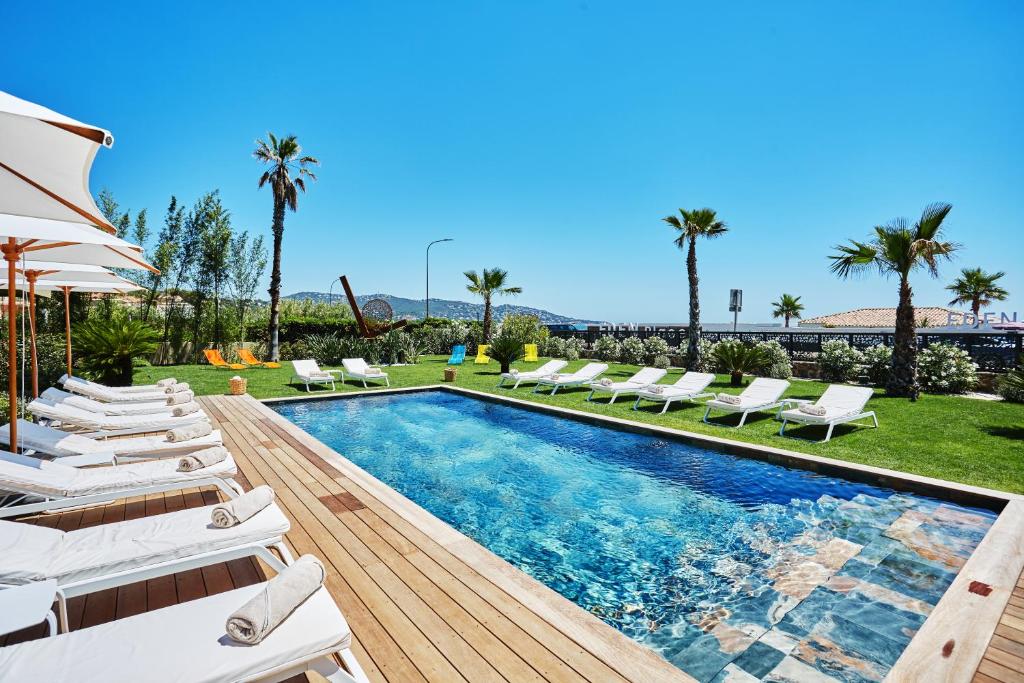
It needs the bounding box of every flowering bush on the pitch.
[542,336,565,358]
[563,336,586,361]
[862,344,893,386]
[819,340,864,382]
[593,335,622,361]
[642,337,671,365]
[652,354,671,369]
[755,340,792,379]
[620,337,645,365]
[694,338,717,373]
[918,342,978,394]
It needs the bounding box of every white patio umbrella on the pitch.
[0,91,155,450]
[14,262,141,397]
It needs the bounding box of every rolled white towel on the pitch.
[156,378,178,387]
[648,385,665,395]
[211,485,275,528]
[510,369,519,376]
[166,391,194,406]
[718,394,742,405]
[172,401,201,417]
[547,373,562,380]
[366,366,383,375]
[177,445,228,472]
[165,382,191,394]
[799,403,827,416]
[599,378,613,387]
[225,555,326,645]
[167,420,213,443]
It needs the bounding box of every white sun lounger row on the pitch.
[1,419,223,461]
[291,358,389,392]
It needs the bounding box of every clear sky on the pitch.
[3,1,1021,324]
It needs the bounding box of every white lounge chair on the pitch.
[778,384,878,442]
[0,419,222,461]
[59,375,178,403]
[0,450,241,519]
[291,360,343,392]
[586,367,668,404]
[497,360,569,389]
[703,377,791,427]
[341,358,390,388]
[28,398,208,437]
[633,372,717,414]
[0,581,369,683]
[0,501,291,632]
[532,363,609,395]
[40,387,176,416]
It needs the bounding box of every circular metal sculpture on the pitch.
[362,298,393,323]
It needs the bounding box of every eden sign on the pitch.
[946,311,1019,327]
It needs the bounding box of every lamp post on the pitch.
[328,276,343,306]
[425,238,453,320]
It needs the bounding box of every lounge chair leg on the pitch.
[362,379,367,388]
[608,393,617,404]
[737,411,748,428]
[385,377,390,387]
[311,653,364,683]
[703,406,712,423]
[586,389,594,402]
[872,414,879,428]
[56,589,69,633]
[632,397,641,411]
[779,419,788,436]
[550,386,558,396]
[661,400,670,415]
[824,423,835,442]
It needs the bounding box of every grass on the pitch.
[135,356,1024,494]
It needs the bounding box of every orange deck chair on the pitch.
[238,347,281,369]
[203,348,246,370]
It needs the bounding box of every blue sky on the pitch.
[3,1,1021,323]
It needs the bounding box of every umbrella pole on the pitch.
[63,287,72,377]
[3,238,18,451]
[27,275,38,399]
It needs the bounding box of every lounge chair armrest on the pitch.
[0,581,59,637]
[56,451,117,467]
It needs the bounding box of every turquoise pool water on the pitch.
[273,391,996,683]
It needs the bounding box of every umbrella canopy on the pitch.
[0,90,115,232]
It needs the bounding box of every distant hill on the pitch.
[284,291,603,325]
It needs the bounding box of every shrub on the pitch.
[712,339,768,386]
[620,337,644,365]
[563,337,586,361]
[642,337,670,365]
[593,335,621,362]
[862,344,893,386]
[755,340,792,379]
[542,336,566,358]
[486,328,526,373]
[997,363,1024,403]
[305,333,349,366]
[652,355,671,369]
[0,332,67,392]
[498,314,549,347]
[918,342,978,394]
[73,319,160,386]
[819,340,864,383]
[415,320,471,355]
[694,338,717,373]
[278,340,309,361]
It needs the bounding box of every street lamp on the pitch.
[425,238,453,320]
[328,276,343,306]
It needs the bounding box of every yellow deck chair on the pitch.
[474,344,490,364]
[238,347,282,369]
[203,348,246,370]
[524,343,539,362]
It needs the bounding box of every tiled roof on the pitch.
[799,307,965,328]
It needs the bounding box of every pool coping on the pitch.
[262,384,1024,681]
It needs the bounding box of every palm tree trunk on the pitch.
[887,277,919,399]
[972,299,980,319]
[686,236,701,370]
[482,295,493,342]
[784,314,790,328]
[267,198,286,361]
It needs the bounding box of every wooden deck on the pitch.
[975,566,1024,683]
[2,390,1022,683]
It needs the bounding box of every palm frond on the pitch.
[829,240,879,278]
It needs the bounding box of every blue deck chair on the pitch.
[447,345,466,365]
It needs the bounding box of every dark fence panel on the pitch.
[547,326,1022,371]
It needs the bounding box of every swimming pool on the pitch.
[273,390,996,683]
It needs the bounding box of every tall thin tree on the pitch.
[830,202,958,399]
[946,267,1008,320]
[663,208,728,369]
[254,133,319,361]
[228,231,267,345]
[143,197,184,322]
[771,294,805,327]
[463,268,522,341]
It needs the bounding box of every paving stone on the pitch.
[733,640,787,678]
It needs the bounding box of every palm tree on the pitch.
[946,267,1008,320]
[663,208,728,370]
[254,133,319,361]
[830,202,958,399]
[771,294,805,327]
[464,268,522,341]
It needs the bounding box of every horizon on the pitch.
[4,1,1021,323]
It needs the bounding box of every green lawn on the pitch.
[135,356,1024,494]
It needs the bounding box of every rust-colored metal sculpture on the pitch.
[339,275,407,339]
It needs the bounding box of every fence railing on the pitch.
[548,326,1022,371]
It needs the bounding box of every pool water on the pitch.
[274,391,996,683]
